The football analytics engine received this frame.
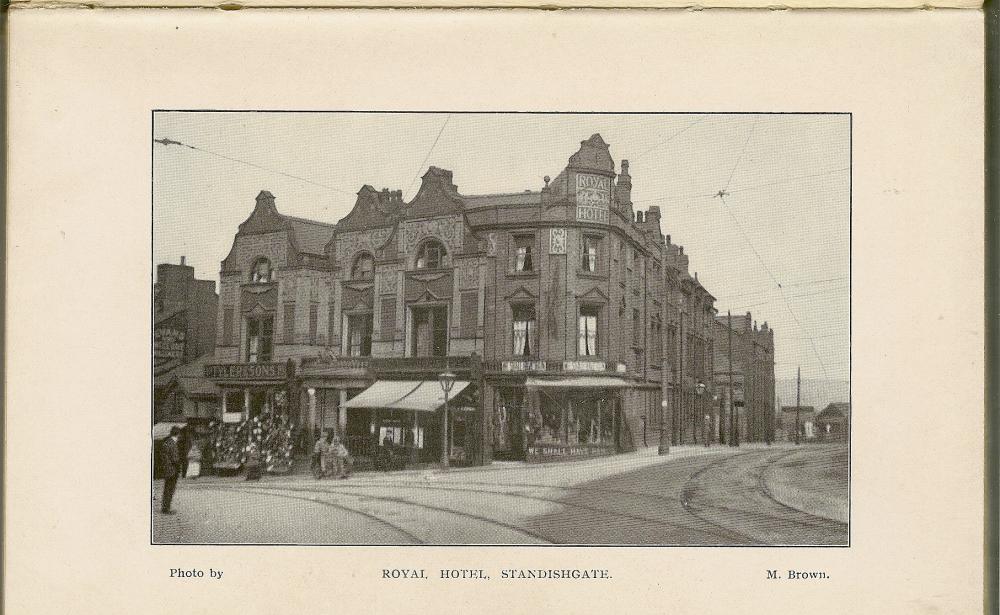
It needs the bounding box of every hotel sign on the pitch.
[204,363,287,381]
[575,173,610,224]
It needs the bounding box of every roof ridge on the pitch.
[465,190,542,198]
[281,213,337,228]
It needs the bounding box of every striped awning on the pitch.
[342,380,471,412]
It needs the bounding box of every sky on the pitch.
[153,112,850,382]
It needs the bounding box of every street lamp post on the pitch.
[438,366,456,469]
[695,381,707,446]
[658,399,670,455]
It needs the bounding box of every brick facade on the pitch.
[204,133,760,464]
[713,312,776,443]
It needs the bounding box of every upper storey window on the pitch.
[351,253,375,281]
[251,257,272,283]
[581,235,600,273]
[513,235,534,272]
[415,239,448,270]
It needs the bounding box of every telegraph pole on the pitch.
[728,310,737,447]
[678,310,685,445]
[659,292,670,455]
[795,366,801,445]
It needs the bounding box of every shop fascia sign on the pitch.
[204,363,287,380]
[501,360,626,373]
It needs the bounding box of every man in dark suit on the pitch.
[160,426,183,514]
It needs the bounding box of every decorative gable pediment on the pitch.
[505,286,538,302]
[410,289,446,304]
[576,286,610,302]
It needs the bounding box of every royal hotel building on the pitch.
[203,133,730,466]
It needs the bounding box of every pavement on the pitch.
[153,442,848,545]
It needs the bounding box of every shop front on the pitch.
[342,379,480,468]
[203,361,299,473]
[489,373,628,462]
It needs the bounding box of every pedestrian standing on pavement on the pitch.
[333,435,352,478]
[160,426,183,515]
[322,431,338,477]
[314,431,331,475]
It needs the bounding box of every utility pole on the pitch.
[795,366,801,445]
[678,310,684,445]
[728,310,737,447]
[659,291,670,455]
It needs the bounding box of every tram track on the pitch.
[199,466,753,545]
[678,448,846,544]
[206,485,426,544]
[180,447,847,545]
[192,483,553,544]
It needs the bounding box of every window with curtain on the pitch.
[415,240,448,270]
[247,315,273,363]
[251,257,272,283]
[511,304,536,356]
[513,235,534,272]
[578,305,599,356]
[582,235,600,272]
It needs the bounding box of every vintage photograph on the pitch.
[152,111,850,545]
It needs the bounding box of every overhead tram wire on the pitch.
[702,118,831,379]
[153,137,357,196]
[634,116,708,158]
[718,276,850,302]
[632,166,849,206]
[406,114,452,196]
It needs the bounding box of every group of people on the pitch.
[313,430,353,479]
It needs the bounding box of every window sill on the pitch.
[508,271,539,278]
[577,271,607,281]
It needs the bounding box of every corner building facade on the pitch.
[205,133,723,467]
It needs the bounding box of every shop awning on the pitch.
[152,422,187,440]
[525,376,630,389]
[342,380,471,412]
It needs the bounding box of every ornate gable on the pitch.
[405,167,465,219]
[336,185,404,233]
[239,191,290,235]
[567,134,615,174]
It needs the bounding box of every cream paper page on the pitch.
[6,9,985,614]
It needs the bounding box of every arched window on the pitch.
[351,253,374,280]
[251,257,272,283]
[415,239,448,270]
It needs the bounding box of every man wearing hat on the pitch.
[160,426,183,514]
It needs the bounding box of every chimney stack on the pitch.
[180,255,186,266]
[616,159,632,205]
